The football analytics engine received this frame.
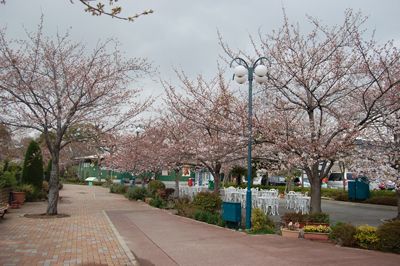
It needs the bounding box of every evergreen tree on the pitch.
[22,140,44,190]
[2,159,9,172]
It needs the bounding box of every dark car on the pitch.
[267,176,286,186]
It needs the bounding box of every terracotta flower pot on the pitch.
[10,201,21,209]
[12,191,26,205]
[303,232,329,241]
[281,228,300,238]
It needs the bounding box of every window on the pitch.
[328,173,343,181]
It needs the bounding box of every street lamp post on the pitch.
[134,125,144,186]
[230,57,268,230]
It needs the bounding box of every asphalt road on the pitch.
[272,198,397,226]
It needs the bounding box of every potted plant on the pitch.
[281,221,300,238]
[12,184,34,205]
[303,225,331,241]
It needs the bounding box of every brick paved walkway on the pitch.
[0,184,137,266]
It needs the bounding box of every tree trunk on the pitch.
[46,153,60,215]
[174,169,180,198]
[236,175,242,186]
[214,172,220,194]
[396,189,400,220]
[213,162,222,194]
[310,173,322,213]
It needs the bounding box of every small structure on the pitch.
[85,177,97,186]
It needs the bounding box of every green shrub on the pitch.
[333,192,348,201]
[2,159,9,172]
[364,197,397,206]
[109,184,127,194]
[321,188,347,199]
[174,198,196,218]
[248,228,275,234]
[126,187,147,200]
[370,190,396,198]
[0,171,17,188]
[217,216,226,227]
[62,176,85,185]
[194,209,209,222]
[148,180,166,196]
[192,192,222,214]
[354,225,379,249]
[307,212,330,224]
[193,209,222,225]
[329,222,357,247]
[149,196,166,208]
[377,220,400,253]
[42,180,49,193]
[251,208,275,233]
[21,140,44,190]
[165,188,175,199]
[281,212,307,223]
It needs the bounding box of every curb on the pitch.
[102,210,139,266]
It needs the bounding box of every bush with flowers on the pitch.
[354,225,379,249]
[303,225,331,234]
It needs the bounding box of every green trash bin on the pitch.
[222,202,241,227]
[348,178,370,200]
[208,180,214,190]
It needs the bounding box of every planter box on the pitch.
[303,232,329,241]
[281,228,300,238]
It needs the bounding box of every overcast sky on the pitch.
[1,0,399,107]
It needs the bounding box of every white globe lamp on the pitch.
[234,75,247,84]
[234,65,247,77]
[254,64,268,77]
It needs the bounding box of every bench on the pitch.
[0,203,9,218]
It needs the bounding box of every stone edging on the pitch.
[102,210,139,266]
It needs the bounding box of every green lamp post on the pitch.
[230,57,268,230]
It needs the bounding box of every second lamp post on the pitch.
[230,57,268,230]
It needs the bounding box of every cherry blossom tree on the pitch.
[0,1,154,22]
[162,71,249,192]
[106,119,190,194]
[221,10,400,213]
[0,124,12,161]
[0,23,152,214]
[77,0,154,21]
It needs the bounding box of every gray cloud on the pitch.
[1,0,399,108]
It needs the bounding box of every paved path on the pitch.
[0,184,137,266]
[273,198,397,226]
[1,184,399,266]
[106,195,399,265]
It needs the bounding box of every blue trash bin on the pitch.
[348,178,370,200]
[222,202,241,226]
